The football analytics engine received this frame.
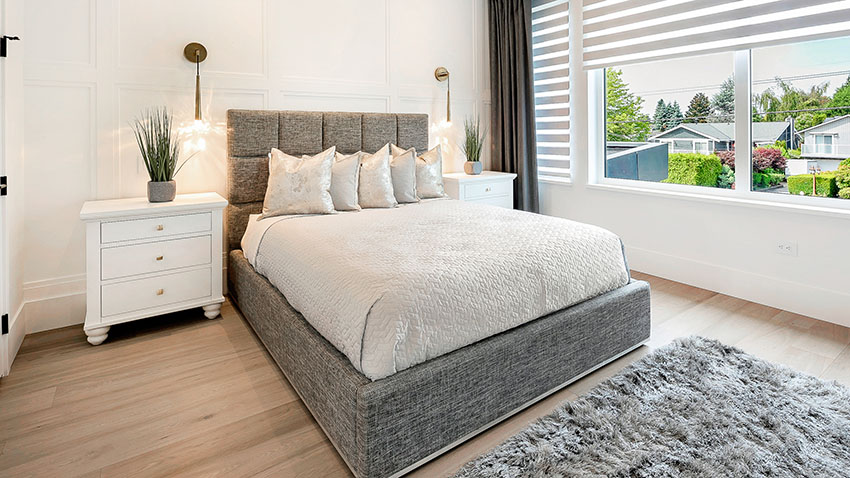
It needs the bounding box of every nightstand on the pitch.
[79,192,228,345]
[442,171,517,208]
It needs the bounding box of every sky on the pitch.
[617,36,850,119]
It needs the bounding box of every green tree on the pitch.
[711,77,735,122]
[754,78,830,124]
[666,101,684,129]
[653,99,668,131]
[684,93,711,123]
[827,75,850,117]
[606,69,650,141]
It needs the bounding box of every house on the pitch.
[796,115,850,172]
[648,121,793,154]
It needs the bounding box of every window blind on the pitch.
[533,0,571,181]
[582,0,850,69]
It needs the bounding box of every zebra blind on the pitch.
[583,0,850,69]
[533,0,571,181]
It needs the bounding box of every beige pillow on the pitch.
[358,144,397,209]
[389,145,419,204]
[416,145,447,199]
[262,146,335,218]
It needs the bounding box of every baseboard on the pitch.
[626,245,850,328]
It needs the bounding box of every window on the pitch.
[602,52,735,188]
[752,36,850,199]
[584,0,850,205]
[532,0,570,182]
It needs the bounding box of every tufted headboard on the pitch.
[225,109,429,250]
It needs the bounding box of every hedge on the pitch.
[787,173,839,197]
[662,153,723,187]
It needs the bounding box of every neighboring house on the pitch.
[797,114,850,160]
[648,121,793,154]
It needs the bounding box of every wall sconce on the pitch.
[183,42,208,122]
[434,67,451,123]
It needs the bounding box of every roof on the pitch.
[649,122,790,143]
[796,114,850,134]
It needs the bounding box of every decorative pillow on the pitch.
[262,146,335,218]
[331,152,362,211]
[389,144,419,203]
[358,144,398,208]
[415,145,447,199]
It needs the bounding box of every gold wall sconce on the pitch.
[434,66,451,123]
[183,42,208,122]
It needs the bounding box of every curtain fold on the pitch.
[489,0,539,212]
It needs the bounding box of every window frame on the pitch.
[587,49,850,212]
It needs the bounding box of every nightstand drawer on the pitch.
[467,195,513,209]
[101,235,211,280]
[101,212,211,243]
[101,268,212,317]
[462,180,511,200]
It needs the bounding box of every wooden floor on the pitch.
[2,271,850,478]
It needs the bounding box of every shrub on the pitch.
[716,150,735,169]
[717,164,735,189]
[663,153,723,187]
[840,187,850,200]
[836,158,850,190]
[787,173,839,197]
[752,147,786,172]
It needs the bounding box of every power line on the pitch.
[633,70,850,97]
[606,105,850,125]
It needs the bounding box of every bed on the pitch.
[225,109,651,478]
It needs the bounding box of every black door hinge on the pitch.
[1,314,8,335]
[1,35,21,58]
[0,176,6,196]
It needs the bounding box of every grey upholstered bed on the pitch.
[225,109,652,478]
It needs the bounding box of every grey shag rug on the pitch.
[454,336,850,478]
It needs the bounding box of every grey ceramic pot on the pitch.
[464,161,483,175]
[147,180,176,203]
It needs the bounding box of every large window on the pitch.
[751,36,850,199]
[603,52,735,189]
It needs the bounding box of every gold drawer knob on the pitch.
[155,255,164,261]
[156,289,164,296]
[156,224,164,231]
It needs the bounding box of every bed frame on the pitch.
[225,109,652,478]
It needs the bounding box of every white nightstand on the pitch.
[79,192,228,345]
[442,171,517,208]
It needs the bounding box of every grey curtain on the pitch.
[488,0,539,212]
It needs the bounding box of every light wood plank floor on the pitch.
[2,272,850,478]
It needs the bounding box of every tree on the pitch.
[754,78,830,126]
[711,77,735,122]
[653,99,667,131]
[684,93,711,123]
[827,75,850,117]
[606,69,650,141]
[666,101,684,129]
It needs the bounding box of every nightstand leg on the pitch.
[203,303,222,319]
[85,326,110,346]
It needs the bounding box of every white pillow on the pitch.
[331,152,362,211]
[358,144,397,209]
[262,146,335,218]
[415,145,447,199]
[389,145,419,204]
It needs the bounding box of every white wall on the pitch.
[20,0,490,333]
[543,1,850,328]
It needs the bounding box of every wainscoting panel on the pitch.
[19,0,490,334]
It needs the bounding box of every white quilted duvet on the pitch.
[242,199,630,380]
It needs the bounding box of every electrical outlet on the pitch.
[775,241,798,256]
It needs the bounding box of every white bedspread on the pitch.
[242,199,630,380]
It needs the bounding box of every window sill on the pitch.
[538,176,573,186]
[584,182,850,220]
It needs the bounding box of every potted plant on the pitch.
[132,107,193,202]
[461,116,486,175]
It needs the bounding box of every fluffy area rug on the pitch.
[454,336,850,478]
